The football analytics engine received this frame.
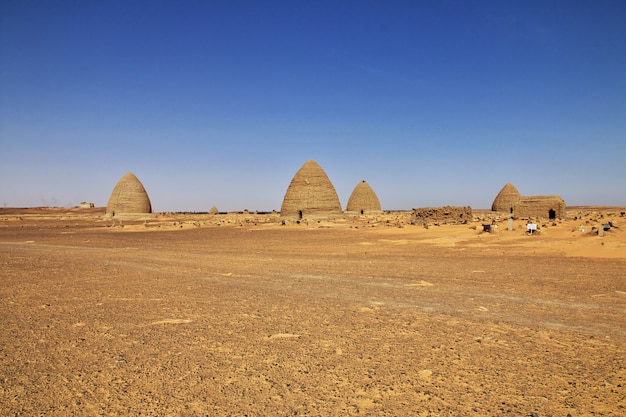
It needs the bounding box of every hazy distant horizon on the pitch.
[1,165,624,213]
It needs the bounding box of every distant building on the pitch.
[105,172,152,218]
[492,183,566,219]
[79,202,94,208]
[280,160,342,220]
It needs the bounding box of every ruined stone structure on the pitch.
[346,180,382,214]
[411,206,473,225]
[492,183,566,219]
[280,160,342,220]
[105,172,152,218]
[79,202,94,208]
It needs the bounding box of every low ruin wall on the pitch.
[411,206,473,225]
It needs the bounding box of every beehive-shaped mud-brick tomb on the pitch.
[491,183,522,213]
[492,183,566,219]
[105,172,152,218]
[346,180,382,214]
[280,160,342,220]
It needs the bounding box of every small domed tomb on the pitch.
[346,180,382,214]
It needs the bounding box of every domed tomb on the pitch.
[106,172,152,218]
[280,160,342,219]
[491,183,521,213]
[346,180,382,214]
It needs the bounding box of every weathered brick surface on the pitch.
[491,183,521,213]
[280,160,342,219]
[346,180,382,214]
[106,172,152,218]
[514,196,566,219]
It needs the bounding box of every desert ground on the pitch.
[1,207,625,416]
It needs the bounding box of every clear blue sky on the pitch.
[1,0,624,211]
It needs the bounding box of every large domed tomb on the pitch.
[105,172,152,218]
[491,183,521,214]
[280,160,342,220]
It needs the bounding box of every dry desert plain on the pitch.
[1,207,625,416]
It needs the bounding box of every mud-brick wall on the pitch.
[513,196,566,219]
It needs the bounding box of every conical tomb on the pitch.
[346,180,382,214]
[491,183,521,213]
[106,172,152,218]
[280,160,342,219]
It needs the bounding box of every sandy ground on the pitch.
[0,207,625,416]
